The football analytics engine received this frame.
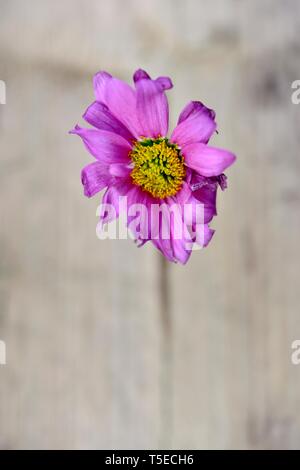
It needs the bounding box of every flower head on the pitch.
[130,138,186,199]
[70,69,236,264]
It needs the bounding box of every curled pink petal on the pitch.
[178,100,216,124]
[190,173,219,223]
[155,76,173,91]
[171,101,217,147]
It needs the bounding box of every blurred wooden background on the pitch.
[0,0,300,449]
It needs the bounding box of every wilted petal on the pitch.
[171,101,217,147]
[190,174,218,223]
[177,100,216,124]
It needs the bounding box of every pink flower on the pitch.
[70,69,236,264]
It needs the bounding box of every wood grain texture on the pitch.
[0,0,300,449]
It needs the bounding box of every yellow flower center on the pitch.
[130,138,186,199]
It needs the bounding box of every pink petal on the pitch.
[171,238,192,264]
[190,174,217,223]
[171,101,217,147]
[70,125,131,164]
[177,100,215,124]
[182,193,214,226]
[81,162,112,198]
[126,186,153,243]
[169,202,192,264]
[109,163,132,178]
[133,69,173,138]
[194,224,215,248]
[152,238,175,263]
[193,191,216,224]
[100,179,132,223]
[93,71,140,138]
[173,181,192,206]
[83,101,135,143]
[151,200,193,264]
[184,143,236,177]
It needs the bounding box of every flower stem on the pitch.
[159,255,173,448]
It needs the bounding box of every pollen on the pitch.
[130,138,186,199]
